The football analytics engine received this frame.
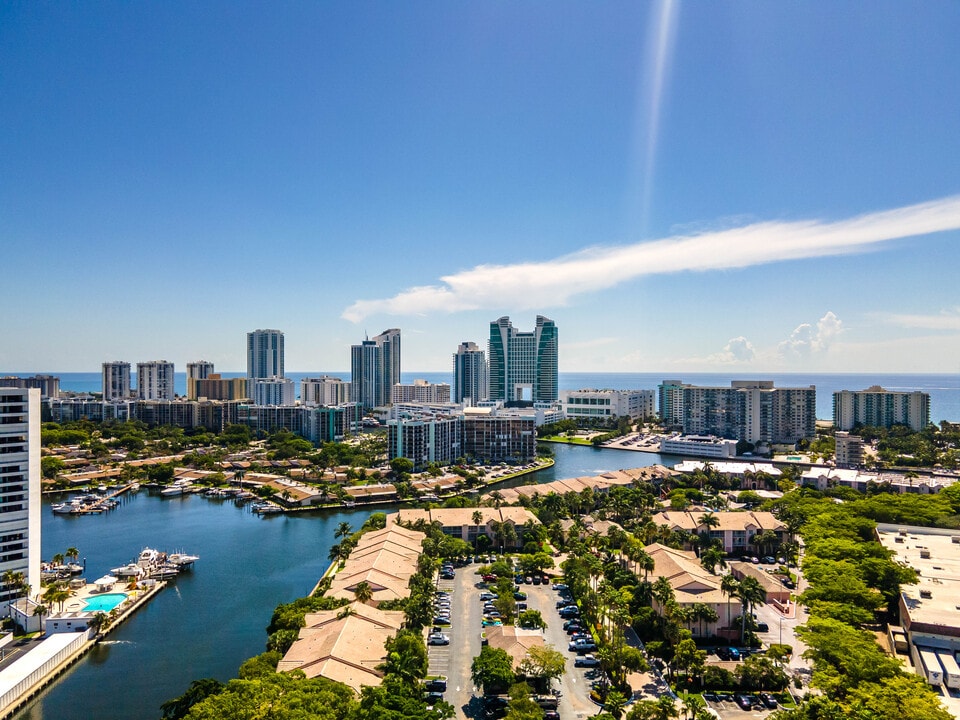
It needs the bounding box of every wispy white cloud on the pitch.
[563,336,620,351]
[883,307,960,331]
[342,195,960,322]
[778,311,843,359]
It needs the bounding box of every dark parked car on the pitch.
[756,622,769,633]
[426,679,447,693]
[514,591,527,600]
[715,647,731,660]
[735,695,753,710]
[760,693,778,709]
[559,607,580,618]
[544,712,560,720]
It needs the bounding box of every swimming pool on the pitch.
[83,593,127,613]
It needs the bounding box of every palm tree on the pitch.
[32,603,48,632]
[604,689,628,719]
[472,510,483,529]
[353,581,373,604]
[651,576,675,617]
[720,574,739,631]
[66,547,80,566]
[334,522,353,541]
[681,694,707,720]
[737,576,767,643]
[52,553,65,568]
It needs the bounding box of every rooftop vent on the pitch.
[920,589,933,599]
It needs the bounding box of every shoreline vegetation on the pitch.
[35,418,960,719]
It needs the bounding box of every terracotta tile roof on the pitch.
[278,602,405,693]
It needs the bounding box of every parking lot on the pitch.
[425,561,602,719]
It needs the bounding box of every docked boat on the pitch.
[168,552,199,568]
[111,563,145,578]
[160,479,194,497]
[149,563,180,580]
[137,548,161,567]
[253,503,283,514]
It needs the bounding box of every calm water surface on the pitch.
[17,443,668,720]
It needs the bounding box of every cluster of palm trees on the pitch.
[720,574,767,643]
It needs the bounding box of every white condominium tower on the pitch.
[301,377,351,406]
[488,316,558,403]
[0,388,40,602]
[247,329,285,379]
[351,328,401,410]
[833,386,931,432]
[102,361,132,401]
[137,361,176,401]
[452,341,488,405]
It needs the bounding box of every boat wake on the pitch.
[99,640,134,646]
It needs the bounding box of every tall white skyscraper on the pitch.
[350,328,401,409]
[452,341,488,405]
[137,361,176,401]
[0,388,40,603]
[247,329,285,379]
[102,361,131,401]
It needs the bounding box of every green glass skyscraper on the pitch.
[488,315,558,403]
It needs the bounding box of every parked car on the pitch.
[574,654,600,667]
[761,556,776,564]
[479,592,497,601]
[481,618,503,627]
[482,574,497,582]
[516,603,528,611]
[559,607,580,618]
[433,616,451,625]
[427,632,450,646]
[513,591,527,600]
[553,583,568,592]
[544,711,560,720]
[425,692,444,706]
[729,647,741,660]
[735,694,753,710]
[426,678,447,693]
[756,622,769,633]
[715,647,732,660]
[760,693,778,709]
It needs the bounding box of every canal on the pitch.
[16,444,675,720]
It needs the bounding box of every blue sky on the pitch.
[2,2,959,373]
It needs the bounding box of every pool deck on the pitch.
[0,580,166,720]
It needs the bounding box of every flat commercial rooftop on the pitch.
[0,633,81,696]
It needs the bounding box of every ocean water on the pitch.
[9,370,960,422]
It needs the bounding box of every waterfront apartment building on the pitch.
[833,386,931,432]
[0,376,60,399]
[462,414,536,463]
[657,380,816,445]
[186,361,215,400]
[488,316,558,404]
[560,389,655,421]
[247,329,285,379]
[453,341,488,405]
[387,414,462,470]
[136,361,175,401]
[102,361,132,401]
[393,379,451,404]
[0,388,40,603]
[301,377,350,406]
[351,329,401,410]
[252,377,296,407]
